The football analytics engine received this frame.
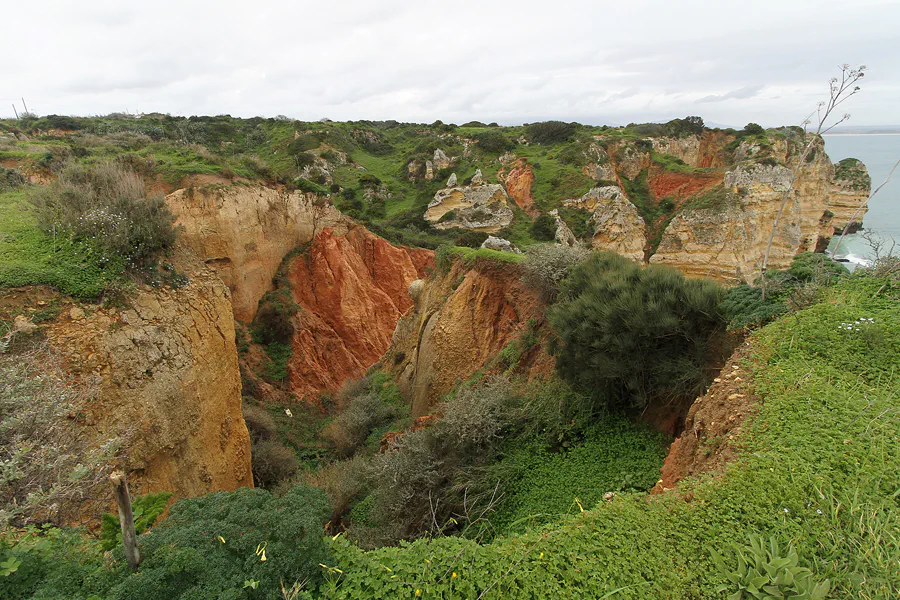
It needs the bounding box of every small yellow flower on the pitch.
[539,552,544,559]
[415,589,421,596]
[451,572,457,578]
[217,536,226,544]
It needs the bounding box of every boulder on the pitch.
[447,172,458,187]
[480,236,521,254]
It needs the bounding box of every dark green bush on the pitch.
[287,133,321,153]
[251,289,298,346]
[549,252,724,409]
[0,167,25,190]
[473,130,515,153]
[529,214,557,242]
[525,121,577,145]
[28,162,177,265]
[104,486,331,600]
[454,230,490,248]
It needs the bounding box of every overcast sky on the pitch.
[3,0,899,127]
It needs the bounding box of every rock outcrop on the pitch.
[433,148,452,170]
[480,236,520,253]
[501,159,536,212]
[425,183,513,232]
[284,226,433,399]
[565,187,646,260]
[650,149,869,282]
[386,261,544,417]
[165,184,349,322]
[45,256,253,500]
[550,209,578,247]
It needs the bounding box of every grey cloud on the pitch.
[2,0,898,126]
[697,84,766,103]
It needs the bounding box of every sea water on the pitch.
[823,134,900,265]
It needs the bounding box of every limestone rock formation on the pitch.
[549,209,577,247]
[165,184,349,322]
[480,236,520,253]
[471,169,484,185]
[46,258,253,500]
[650,152,870,282]
[564,187,647,260]
[425,160,434,181]
[284,226,433,399]
[425,183,513,232]
[433,148,451,170]
[446,172,457,187]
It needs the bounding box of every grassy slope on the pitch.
[324,275,900,599]
[0,190,125,298]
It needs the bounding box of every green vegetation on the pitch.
[721,253,848,330]
[2,270,897,599]
[435,245,525,273]
[100,493,172,551]
[0,189,127,298]
[489,416,668,534]
[549,252,724,409]
[833,157,871,190]
[29,162,177,266]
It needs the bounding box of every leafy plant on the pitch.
[104,486,331,600]
[712,535,831,600]
[100,492,172,551]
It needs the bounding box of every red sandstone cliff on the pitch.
[284,226,433,400]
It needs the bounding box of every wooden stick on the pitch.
[109,471,141,570]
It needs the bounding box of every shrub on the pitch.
[288,133,321,153]
[454,230,489,248]
[242,402,277,441]
[742,122,765,136]
[0,346,124,527]
[104,486,331,600]
[321,392,399,458]
[473,130,515,153]
[362,377,516,543]
[548,252,724,409]
[251,438,299,488]
[28,162,177,265]
[526,121,577,145]
[529,214,557,242]
[0,167,25,190]
[520,243,589,302]
[251,288,299,345]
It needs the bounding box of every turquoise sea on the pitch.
[823,134,900,265]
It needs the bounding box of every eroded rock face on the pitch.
[425,183,513,232]
[502,160,535,212]
[285,226,433,399]
[565,187,646,260]
[386,261,544,417]
[166,184,349,322]
[46,259,253,500]
[650,149,869,282]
